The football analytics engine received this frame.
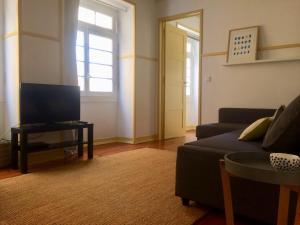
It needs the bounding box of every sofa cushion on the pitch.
[187,130,262,152]
[263,95,300,153]
[266,105,285,133]
[238,117,272,141]
[196,123,247,139]
[219,108,276,124]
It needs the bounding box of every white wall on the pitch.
[118,58,134,138]
[117,3,135,139]
[22,0,60,38]
[133,0,158,138]
[81,100,118,139]
[21,0,61,84]
[156,0,300,124]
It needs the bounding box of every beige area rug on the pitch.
[0,148,206,225]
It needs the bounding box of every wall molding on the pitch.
[202,51,227,57]
[119,54,134,60]
[203,42,300,58]
[93,137,134,145]
[134,135,158,144]
[21,30,61,42]
[93,134,158,145]
[136,54,158,62]
[258,43,300,51]
[120,54,158,62]
[2,31,19,39]
[185,126,196,131]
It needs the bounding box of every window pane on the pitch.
[186,69,191,77]
[89,34,112,52]
[76,46,84,61]
[78,7,95,25]
[187,42,191,53]
[89,49,112,65]
[89,78,112,92]
[186,87,191,96]
[186,58,191,68]
[77,61,84,76]
[89,64,112,79]
[78,76,85,91]
[96,12,113,29]
[77,31,84,46]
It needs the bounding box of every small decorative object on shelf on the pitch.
[270,153,300,171]
[226,26,259,64]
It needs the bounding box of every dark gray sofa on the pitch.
[176,108,296,224]
[196,108,276,139]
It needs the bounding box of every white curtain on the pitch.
[63,0,80,85]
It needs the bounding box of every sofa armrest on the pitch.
[196,123,247,139]
[219,108,275,124]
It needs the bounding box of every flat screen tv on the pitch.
[20,83,80,125]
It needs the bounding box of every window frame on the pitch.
[77,1,119,99]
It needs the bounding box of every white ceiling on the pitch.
[169,16,200,32]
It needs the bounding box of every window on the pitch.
[76,4,117,95]
[185,57,191,96]
[185,38,199,96]
[186,40,192,96]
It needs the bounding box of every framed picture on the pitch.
[226,26,259,63]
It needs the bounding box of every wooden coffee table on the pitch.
[220,151,300,225]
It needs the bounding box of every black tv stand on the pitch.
[11,122,94,174]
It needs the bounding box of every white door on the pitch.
[164,24,187,139]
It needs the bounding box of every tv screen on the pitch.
[20,83,80,125]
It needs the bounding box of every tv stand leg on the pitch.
[87,124,93,159]
[77,128,83,157]
[20,133,28,174]
[181,198,190,206]
[11,132,18,169]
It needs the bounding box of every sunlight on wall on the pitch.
[3,0,20,139]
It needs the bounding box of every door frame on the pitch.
[158,10,204,140]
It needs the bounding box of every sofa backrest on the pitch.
[219,108,276,124]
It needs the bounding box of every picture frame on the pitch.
[226,26,259,63]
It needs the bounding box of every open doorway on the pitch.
[158,11,203,140]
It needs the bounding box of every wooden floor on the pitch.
[0,131,197,180]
